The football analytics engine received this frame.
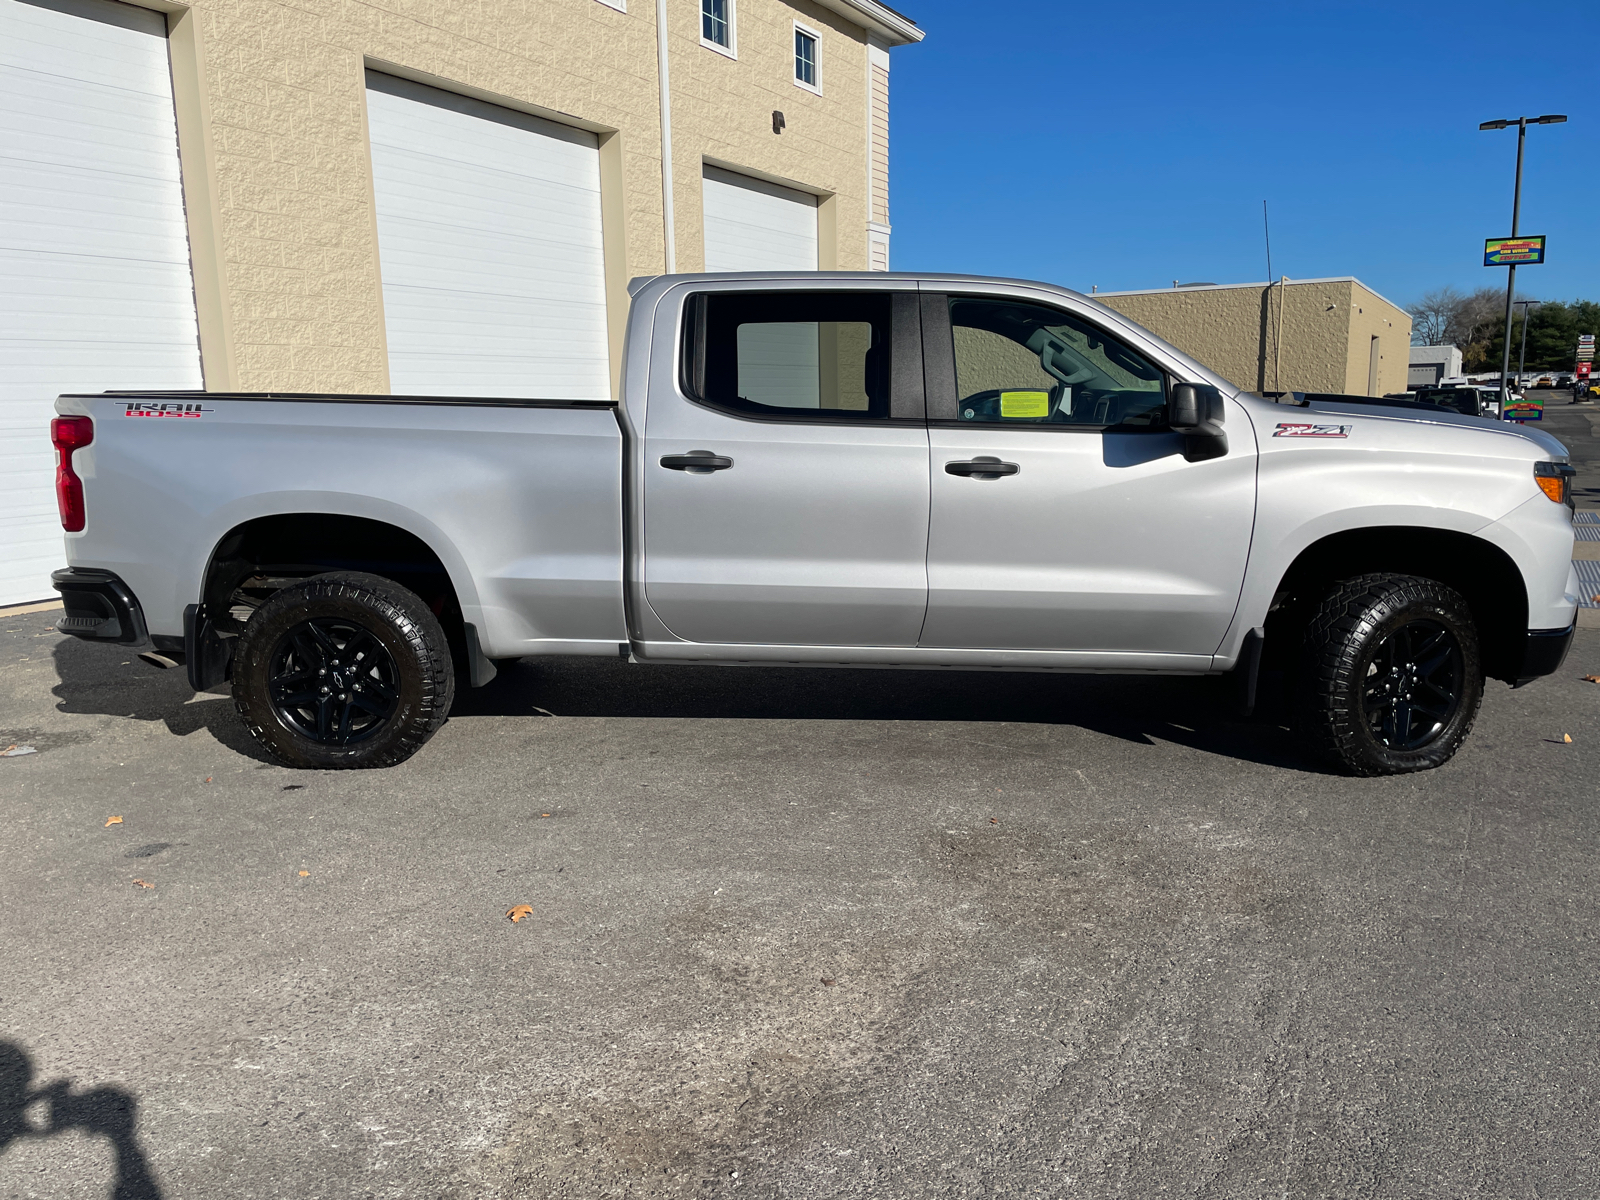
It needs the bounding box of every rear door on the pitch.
[919,292,1257,655]
[641,289,929,647]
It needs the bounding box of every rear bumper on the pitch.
[51,568,149,645]
[1514,624,1574,686]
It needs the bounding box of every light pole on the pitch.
[1479,114,1566,409]
[1514,299,1541,388]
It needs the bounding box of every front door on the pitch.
[919,293,1257,655]
[642,290,930,647]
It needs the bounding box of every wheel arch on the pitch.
[1265,526,1528,685]
[199,512,478,681]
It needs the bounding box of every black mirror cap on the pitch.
[1170,382,1225,430]
[1170,383,1227,461]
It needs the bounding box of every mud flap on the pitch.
[184,604,234,691]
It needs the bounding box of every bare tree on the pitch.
[1408,287,1462,345]
[1451,288,1510,371]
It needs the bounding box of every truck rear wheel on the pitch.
[1298,574,1482,776]
[233,571,455,769]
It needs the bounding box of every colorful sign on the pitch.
[1484,236,1546,266]
[1505,397,1545,422]
[1578,362,1592,379]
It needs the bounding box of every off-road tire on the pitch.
[233,571,454,769]
[1298,573,1483,776]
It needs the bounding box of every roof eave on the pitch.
[811,0,923,45]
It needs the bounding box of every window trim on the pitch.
[679,290,924,426]
[700,0,737,59]
[923,293,1173,433]
[792,22,822,94]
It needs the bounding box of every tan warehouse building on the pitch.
[0,0,922,604]
[1097,278,1412,399]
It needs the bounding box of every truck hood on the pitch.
[1288,398,1570,460]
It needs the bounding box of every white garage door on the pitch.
[0,0,203,606]
[702,165,819,272]
[365,73,610,401]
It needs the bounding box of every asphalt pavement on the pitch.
[3,596,1600,1198]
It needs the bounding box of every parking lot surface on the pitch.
[3,605,1599,1199]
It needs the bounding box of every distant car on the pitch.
[1537,376,1555,388]
[1556,376,1574,388]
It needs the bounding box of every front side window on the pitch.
[702,0,731,48]
[794,28,818,87]
[947,297,1166,427]
[685,292,891,419]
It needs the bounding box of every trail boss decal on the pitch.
[123,402,213,418]
[1274,422,1351,438]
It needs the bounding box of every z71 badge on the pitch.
[123,402,213,418]
[1274,422,1351,438]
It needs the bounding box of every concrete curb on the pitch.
[0,600,61,618]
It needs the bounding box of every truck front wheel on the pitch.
[233,571,455,769]
[1299,574,1483,776]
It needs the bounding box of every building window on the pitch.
[794,26,819,91]
[701,0,734,55]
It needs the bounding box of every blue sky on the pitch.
[887,0,1596,313]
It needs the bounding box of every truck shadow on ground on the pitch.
[49,635,274,763]
[0,1040,163,1199]
[452,656,1325,773]
[47,631,1322,774]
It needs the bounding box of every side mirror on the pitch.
[1169,383,1228,462]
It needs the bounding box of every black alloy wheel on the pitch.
[233,571,454,769]
[1361,618,1465,751]
[268,617,401,745]
[1299,573,1483,776]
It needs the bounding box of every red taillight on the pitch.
[51,416,93,532]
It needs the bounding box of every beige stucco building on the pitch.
[1096,278,1412,398]
[168,0,919,395]
[0,0,921,603]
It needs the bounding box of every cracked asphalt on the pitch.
[3,601,1599,1198]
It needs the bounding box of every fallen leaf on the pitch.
[820,977,837,986]
[131,879,153,889]
[205,777,212,783]
[1583,675,1600,684]
[506,904,534,923]
[1563,734,1573,744]
[990,818,999,824]
[540,813,551,818]
[105,815,122,827]
[298,870,310,877]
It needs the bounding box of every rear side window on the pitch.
[946,297,1167,428]
[683,292,892,419]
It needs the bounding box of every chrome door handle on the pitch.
[945,457,1019,478]
[660,451,734,472]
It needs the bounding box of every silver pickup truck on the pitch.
[50,273,1580,776]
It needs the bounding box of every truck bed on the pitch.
[55,391,629,659]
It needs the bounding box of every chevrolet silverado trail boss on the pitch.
[49,274,1580,776]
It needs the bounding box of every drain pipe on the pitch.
[655,0,677,273]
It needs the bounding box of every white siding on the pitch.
[702,165,818,272]
[0,0,203,605]
[365,72,610,400]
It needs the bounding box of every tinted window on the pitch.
[947,297,1166,427]
[689,292,892,419]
